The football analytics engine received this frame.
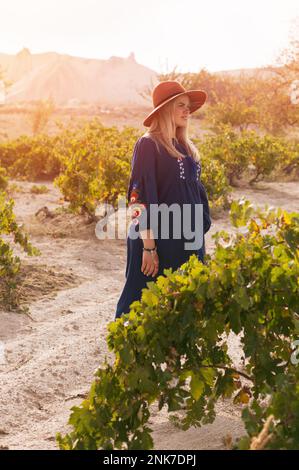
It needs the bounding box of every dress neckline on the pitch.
[173,139,191,160]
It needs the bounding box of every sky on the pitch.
[0,0,299,73]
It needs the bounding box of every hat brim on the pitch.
[143,89,207,127]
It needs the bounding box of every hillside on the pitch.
[0,48,157,106]
[0,48,282,108]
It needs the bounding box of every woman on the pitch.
[114,80,211,319]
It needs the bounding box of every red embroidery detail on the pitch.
[130,190,139,202]
[128,185,147,221]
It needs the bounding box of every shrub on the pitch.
[56,199,299,450]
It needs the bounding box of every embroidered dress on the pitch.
[114,135,212,319]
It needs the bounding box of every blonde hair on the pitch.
[143,96,201,163]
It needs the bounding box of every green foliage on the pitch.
[0,166,8,191]
[30,184,49,194]
[53,119,231,217]
[193,137,231,211]
[0,118,296,222]
[0,190,41,310]
[198,125,299,185]
[205,100,260,133]
[0,133,61,181]
[158,66,299,135]
[56,199,299,449]
[53,119,141,216]
[240,366,299,449]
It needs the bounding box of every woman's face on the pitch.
[173,95,191,128]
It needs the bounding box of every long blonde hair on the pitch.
[143,96,201,163]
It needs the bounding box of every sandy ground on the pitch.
[0,179,298,450]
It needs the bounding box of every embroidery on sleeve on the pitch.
[128,183,147,225]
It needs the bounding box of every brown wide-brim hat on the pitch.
[143,80,207,127]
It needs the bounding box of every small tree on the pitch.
[28,98,55,135]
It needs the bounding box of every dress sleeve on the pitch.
[127,136,159,236]
[198,179,211,234]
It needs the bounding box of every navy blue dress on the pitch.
[114,135,212,319]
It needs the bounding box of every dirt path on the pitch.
[0,180,298,450]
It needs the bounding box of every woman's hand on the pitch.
[141,249,159,277]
